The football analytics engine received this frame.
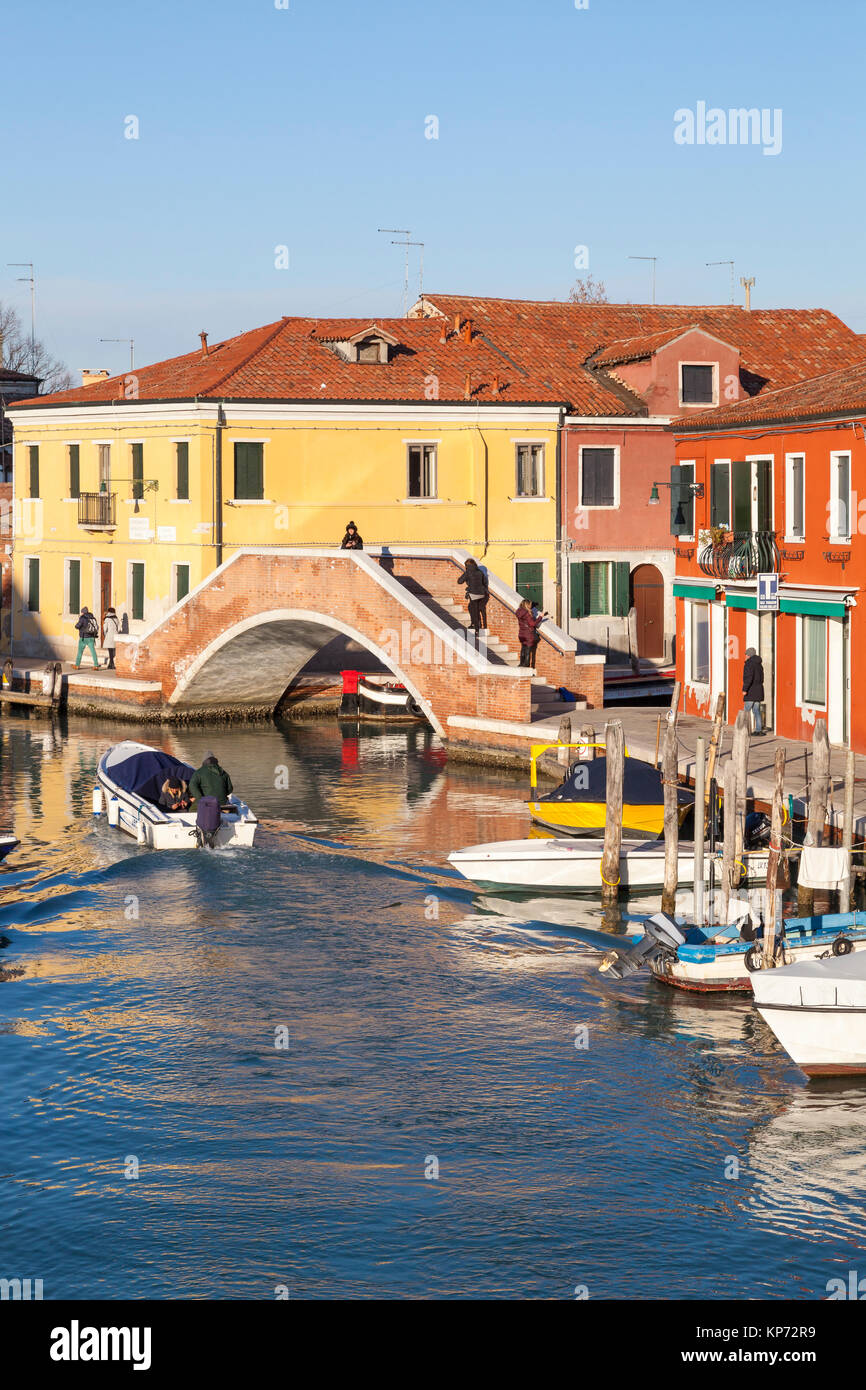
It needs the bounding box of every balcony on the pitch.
[78,491,117,530]
[697,530,781,580]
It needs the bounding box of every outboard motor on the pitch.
[195,795,222,849]
[744,811,771,851]
[598,911,687,981]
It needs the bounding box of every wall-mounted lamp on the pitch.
[648,479,704,505]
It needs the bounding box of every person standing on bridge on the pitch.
[340,521,364,550]
[517,598,547,668]
[457,558,489,637]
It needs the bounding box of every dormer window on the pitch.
[680,363,717,406]
[346,324,399,365]
[357,338,384,364]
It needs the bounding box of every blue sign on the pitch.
[757,573,779,611]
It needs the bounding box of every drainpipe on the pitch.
[555,408,564,626]
[215,401,225,567]
[476,423,489,559]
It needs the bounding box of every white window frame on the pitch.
[686,599,711,685]
[709,458,731,529]
[127,559,146,624]
[172,437,192,502]
[229,438,270,504]
[513,440,546,499]
[830,450,852,542]
[64,557,83,617]
[22,554,39,612]
[796,613,828,710]
[172,562,191,606]
[405,441,438,501]
[784,452,805,541]
[578,444,620,510]
[744,454,774,532]
[679,361,719,409]
[91,557,113,615]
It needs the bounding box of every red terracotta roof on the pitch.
[673,355,866,431]
[592,325,703,367]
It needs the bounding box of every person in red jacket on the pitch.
[516,598,547,667]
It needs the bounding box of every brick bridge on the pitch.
[116,547,603,730]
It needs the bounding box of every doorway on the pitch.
[631,564,664,659]
[97,561,112,635]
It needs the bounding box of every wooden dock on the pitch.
[0,660,62,715]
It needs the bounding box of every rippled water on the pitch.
[1,714,865,1300]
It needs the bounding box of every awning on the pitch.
[673,582,716,601]
[780,597,847,618]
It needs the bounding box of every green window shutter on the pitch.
[710,462,730,527]
[68,560,80,615]
[670,464,688,536]
[131,443,144,500]
[585,562,610,615]
[27,558,39,612]
[570,561,585,619]
[234,442,263,500]
[175,565,190,602]
[29,446,39,499]
[613,561,631,617]
[176,442,189,500]
[131,563,145,621]
[69,445,80,499]
[515,561,544,608]
[732,460,751,532]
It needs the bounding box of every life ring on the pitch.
[744,946,764,972]
[833,936,854,957]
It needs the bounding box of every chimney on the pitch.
[492,374,501,398]
[461,317,473,344]
[439,319,449,344]
[200,331,209,358]
[464,373,472,400]
[81,369,110,388]
[454,313,463,336]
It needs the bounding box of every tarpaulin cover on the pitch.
[110,750,195,806]
[540,755,692,807]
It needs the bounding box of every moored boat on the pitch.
[0,835,19,862]
[339,671,423,720]
[751,949,866,1076]
[96,741,258,850]
[528,742,693,838]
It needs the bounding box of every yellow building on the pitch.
[5,313,567,659]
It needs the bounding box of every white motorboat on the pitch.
[0,835,19,862]
[96,741,258,851]
[652,911,866,993]
[751,948,866,1076]
[447,836,770,893]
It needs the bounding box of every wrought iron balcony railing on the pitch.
[78,492,117,528]
[697,530,781,580]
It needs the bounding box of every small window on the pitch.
[681,364,715,405]
[830,452,851,540]
[583,562,610,616]
[66,559,81,616]
[802,616,826,706]
[130,562,145,622]
[710,461,730,528]
[234,442,264,500]
[580,447,616,507]
[357,338,382,363]
[515,561,544,608]
[26,557,40,612]
[68,445,80,499]
[176,442,189,500]
[98,443,111,489]
[690,602,710,683]
[174,564,190,604]
[516,444,544,497]
[786,455,805,539]
[407,444,436,499]
[131,443,144,501]
[28,445,39,499]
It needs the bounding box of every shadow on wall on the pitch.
[2,579,65,660]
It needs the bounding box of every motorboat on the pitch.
[527,741,692,838]
[96,741,258,850]
[0,835,19,862]
[751,948,866,1076]
[651,912,866,993]
[339,671,423,719]
[447,836,770,893]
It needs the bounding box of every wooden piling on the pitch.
[694,736,706,925]
[732,710,750,888]
[654,713,662,769]
[601,719,624,904]
[721,759,737,924]
[763,746,787,967]
[661,711,679,914]
[841,747,856,912]
[797,720,831,914]
[705,692,726,800]
[557,714,572,766]
[579,725,595,759]
[669,680,682,717]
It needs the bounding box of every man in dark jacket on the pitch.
[189,754,233,804]
[742,647,765,735]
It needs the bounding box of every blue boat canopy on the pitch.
[110,750,195,806]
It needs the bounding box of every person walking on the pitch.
[340,521,364,550]
[457,557,489,636]
[73,607,100,669]
[102,606,120,669]
[742,646,765,735]
[517,597,547,667]
[188,753,234,804]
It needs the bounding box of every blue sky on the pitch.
[4,0,865,377]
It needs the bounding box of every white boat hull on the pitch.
[448,837,768,893]
[751,948,866,1075]
[97,741,258,851]
[655,935,866,993]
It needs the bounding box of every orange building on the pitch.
[671,357,866,750]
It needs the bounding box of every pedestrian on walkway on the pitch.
[102,606,120,669]
[457,558,489,635]
[340,521,364,550]
[517,597,547,667]
[74,607,100,669]
[743,646,765,735]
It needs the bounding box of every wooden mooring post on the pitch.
[732,710,750,889]
[557,714,572,766]
[763,746,787,968]
[693,736,706,925]
[797,720,831,915]
[601,719,624,906]
[721,759,737,924]
[842,747,856,912]
[705,692,725,800]
[661,709,680,914]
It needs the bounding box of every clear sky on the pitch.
[3,0,865,378]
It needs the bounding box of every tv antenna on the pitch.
[8,262,35,355]
[99,337,135,370]
[706,260,735,304]
[378,228,413,314]
[628,255,657,305]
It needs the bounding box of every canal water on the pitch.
[1,713,864,1301]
